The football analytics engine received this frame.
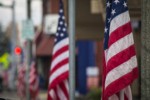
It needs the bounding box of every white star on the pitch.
[60,9,63,13]
[63,28,66,32]
[123,2,127,7]
[58,27,61,31]
[56,33,59,36]
[60,21,63,25]
[54,38,57,42]
[114,0,119,4]
[62,16,65,19]
[60,33,64,37]
[108,18,111,23]
[111,9,116,15]
[105,27,108,33]
[106,1,111,7]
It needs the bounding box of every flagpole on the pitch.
[26,0,31,100]
[68,0,75,100]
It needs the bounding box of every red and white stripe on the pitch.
[103,11,138,100]
[17,64,26,98]
[48,38,69,100]
[29,61,39,100]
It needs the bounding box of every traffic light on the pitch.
[14,46,22,55]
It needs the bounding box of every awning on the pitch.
[36,33,55,56]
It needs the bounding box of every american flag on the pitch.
[47,0,69,100]
[102,0,138,100]
[17,64,26,98]
[29,61,39,100]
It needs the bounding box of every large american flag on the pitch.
[47,0,69,100]
[102,0,138,100]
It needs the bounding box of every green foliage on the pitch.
[85,87,102,100]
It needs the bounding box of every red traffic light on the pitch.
[15,47,22,55]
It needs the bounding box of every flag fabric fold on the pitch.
[102,0,138,100]
[47,0,69,100]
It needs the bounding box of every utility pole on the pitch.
[141,0,150,100]
[11,0,17,91]
[27,0,31,19]
[0,0,17,90]
[26,0,32,100]
[12,1,16,51]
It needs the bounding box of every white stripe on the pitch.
[105,56,137,88]
[33,78,39,90]
[30,78,39,91]
[109,11,130,36]
[29,75,36,83]
[109,94,119,100]
[64,80,69,93]
[51,51,69,70]
[53,38,69,55]
[49,89,57,100]
[30,70,35,75]
[57,85,67,100]
[124,86,132,100]
[106,33,134,63]
[30,71,35,75]
[30,67,36,73]
[50,64,69,84]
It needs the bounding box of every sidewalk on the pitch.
[0,90,47,100]
[0,90,19,100]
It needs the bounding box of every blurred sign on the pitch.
[22,20,34,40]
[86,67,99,90]
[86,67,99,77]
[44,14,59,35]
[91,0,103,14]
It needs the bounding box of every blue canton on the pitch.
[104,0,128,50]
[55,0,68,44]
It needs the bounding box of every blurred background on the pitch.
[0,0,141,100]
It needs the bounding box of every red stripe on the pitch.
[52,45,69,61]
[30,77,36,85]
[104,67,138,98]
[116,92,119,97]
[54,87,60,100]
[50,58,69,76]
[59,80,69,99]
[102,51,107,100]
[49,71,69,89]
[124,93,128,100]
[108,22,132,47]
[106,45,136,73]
[47,93,53,100]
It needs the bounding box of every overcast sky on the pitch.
[0,0,42,30]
